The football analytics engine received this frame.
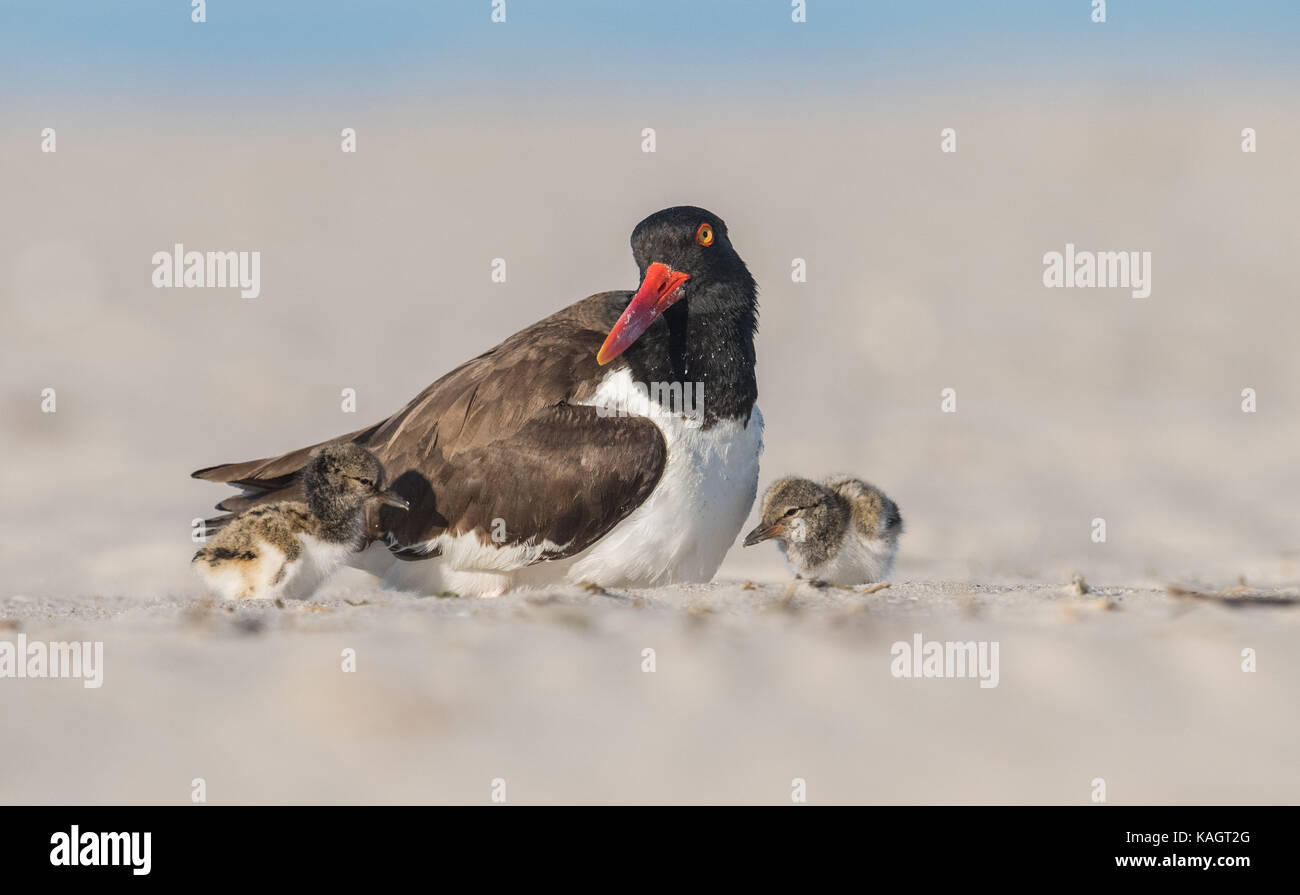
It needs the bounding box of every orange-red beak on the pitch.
[596,262,691,365]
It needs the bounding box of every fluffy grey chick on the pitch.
[743,476,902,585]
[192,443,408,600]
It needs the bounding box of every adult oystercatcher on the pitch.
[193,206,763,595]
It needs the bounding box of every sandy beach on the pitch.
[2,578,1296,805]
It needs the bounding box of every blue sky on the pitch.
[1,0,1296,107]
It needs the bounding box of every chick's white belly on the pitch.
[797,532,897,586]
[280,536,356,599]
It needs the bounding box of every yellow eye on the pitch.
[695,223,714,246]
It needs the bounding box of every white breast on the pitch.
[563,369,764,587]
[374,367,764,595]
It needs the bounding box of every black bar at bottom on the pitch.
[0,806,1287,882]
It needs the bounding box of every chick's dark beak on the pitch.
[743,523,783,547]
[378,488,410,510]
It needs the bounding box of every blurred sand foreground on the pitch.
[1,580,1297,805]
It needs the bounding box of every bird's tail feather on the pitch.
[191,422,382,513]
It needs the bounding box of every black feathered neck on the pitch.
[608,266,759,427]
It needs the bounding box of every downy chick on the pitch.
[192,443,408,600]
[743,475,902,586]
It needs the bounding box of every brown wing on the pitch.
[192,292,666,561]
[381,402,666,558]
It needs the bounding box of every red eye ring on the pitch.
[695,223,714,246]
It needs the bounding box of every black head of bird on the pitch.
[598,205,756,366]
